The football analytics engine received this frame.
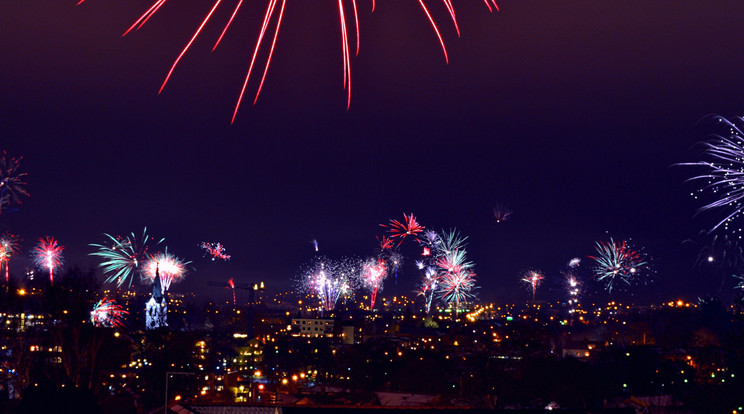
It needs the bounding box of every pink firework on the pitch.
[77,1,498,121]
[90,298,129,328]
[32,237,64,285]
[0,233,20,283]
[521,270,544,301]
[143,251,189,292]
[381,213,425,247]
[362,258,387,309]
[200,242,231,261]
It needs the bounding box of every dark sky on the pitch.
[2,0,744,304]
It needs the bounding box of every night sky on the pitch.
[2,1,744,304]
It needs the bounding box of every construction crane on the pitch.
[207,279,265,307]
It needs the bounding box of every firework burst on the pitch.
[437,265,476,314]
[143,250,189,293]
[228,277,237,307]
[78,1,498,121]
[493,203,512,223]
[418,230,440,256]
[0,151,29,215]
[385,250,404,289]
[300,256,358,313]
[521,270,544,301]
[562,263,582,323]
[0,233,20,283]
[377,235,394,251]
[734,274,744,290]
[435,242,476,314]
[564,274,580,297]
[200,242,231,261]
[435,249,473,275]
[589,238,647,292]
[678,116,744,234]
[32,237,64,285]
[417,264,439,314]
[381,213,425,247]
[90,228,164,288]
[90,298,129,328]
[415,230,440,313]
[361,257,387,309]
[436,229,467,255]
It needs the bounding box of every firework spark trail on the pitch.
[143,250,189,292]
[435,249,473,275]
[33,237,64,285]
[112,0,359,121]
[691,232,744,272]
[90,298,129,328]
[0,233,20,283]
[678,116,744,234]
[562,263,581,324]
[90,228,164,288]
[435,239,476,314]
[378,235,393,251]
[521,270,544,301]
[362,257,387,309]
[314,268,348,313]
[438,268,476,312]
[416,228,476,314]
[565,274,580,299]
[415,230,441,313]
[417,1,448,63]
[493,204,512,223]
[385,250,403,290]
[435,229,467,255]
[419,230,439,250]
[381,213,425,247]
[228,277,237,306]
[78,1,497,120]
[417,265,438,314]
[735,274,744,290]
[0,151,29,215]
[200,242,231,261]
[213,0,244,50]
[589,238,647,292]
[300,256,357,313]
[416,1,496,63]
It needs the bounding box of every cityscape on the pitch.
[1,273,743,413]
[3,0,744,413]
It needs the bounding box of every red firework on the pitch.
[381,213,425,247]
[377,235,394,251]
[200,242,231,261]
[228,277,237,307]
[77,1,498,122]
